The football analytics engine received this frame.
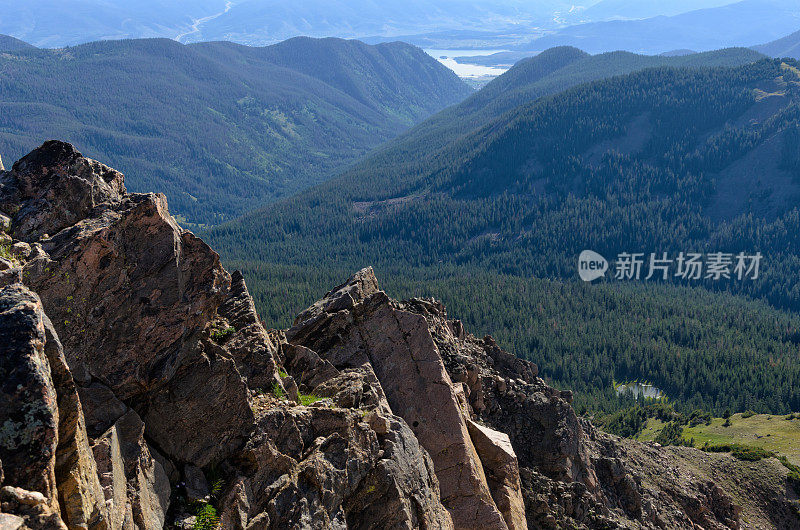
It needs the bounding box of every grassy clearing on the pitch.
[641,413,800,466]
[635,418,665,442]
[299,393,324,406]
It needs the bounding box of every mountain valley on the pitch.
[0,36,469,226]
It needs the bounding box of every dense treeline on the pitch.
[0,34,35,51]
[226,261,800,416]
[211,60,800,308]
[321,46,765,208]
[0,37,470,225]
[208,58,800,416]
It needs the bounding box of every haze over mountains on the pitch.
[571,0,737,22]
[0,36,469,225]
[0,0,578,47]
[518,0,800,54]
[755,30,800,60]
[1,0,798,53]
[0,0,225,48]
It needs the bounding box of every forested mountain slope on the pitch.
[0,37,470,225]
[0,34,35,51]
[317,46,764,194]
[208,58,800,416]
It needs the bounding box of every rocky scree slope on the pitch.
[0,142,797,529]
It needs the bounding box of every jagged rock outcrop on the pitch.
[224,403,453,529]
[0,141,269,468]
[0,284,108,529]
[282,270,800,529]
[1,142,798,530]
[0,142,454,529]
[287,269,509,529]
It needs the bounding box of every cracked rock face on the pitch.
[287,269,510,529]
[0,143,454,530]
[229,405,453,529]
[0,141,272,468]
[0,285,108,529]
[1,142,798,530]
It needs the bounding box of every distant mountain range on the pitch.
[4,0,793,52]
[573,0,740,22]
[0,36,470,225]
[0,0,577,48]
[464,26,800,70]
[0,0,224,47]
[518,0,800,54]
[179,0,575,45]
[754,30,800,59]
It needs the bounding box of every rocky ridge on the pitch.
[0,141,798,529]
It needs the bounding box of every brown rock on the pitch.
[10,242,30,260]
[91,427,128,530]
[0,285,108,529]
[112,411,170,530]
[77,383,128,438]
[47,313,110,530]
[1,486,67,530]
[216,271,280,391]
[1,141,263,467]
[183,465,209,504]
[0,512,26,530]
[292,266,380,325]
[288,269,507,529]
[0,141,125,241]
[0,286,60,512]
[148,445,179,486]
[219,477,251,530]
[235,405,453,529]
[0,268,21,289]
[281,342,391,412]
[466,421,527,530]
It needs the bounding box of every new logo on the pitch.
[578,250,608,282]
